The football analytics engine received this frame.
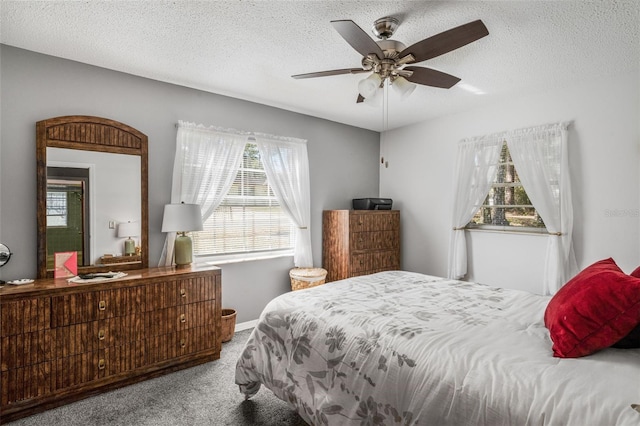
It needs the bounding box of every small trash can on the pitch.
[289,267,328,291]
[221,308,237,343]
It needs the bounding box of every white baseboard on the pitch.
[235,319,258,332]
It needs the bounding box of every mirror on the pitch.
[0,243,10,285]
[0,243,12,268]
[37,116,148,278]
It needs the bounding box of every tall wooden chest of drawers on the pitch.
[0,265,221,423]
[322,210,400,282]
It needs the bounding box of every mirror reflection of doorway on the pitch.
[46,167,90,269]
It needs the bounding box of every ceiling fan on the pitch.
[292,17,489,103]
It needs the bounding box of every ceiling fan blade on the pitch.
[292,68,368,79]
[356,94,364,103]
[400,20,489,63]
[404,66,461,89]
[331,20,385,59]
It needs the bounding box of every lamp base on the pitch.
[174,234,193,267]
[124,238,136,256]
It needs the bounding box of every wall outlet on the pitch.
[109,220,116,229]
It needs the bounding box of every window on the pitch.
[467,142,545,230]
[46,190,68,227]
[192,143,295,257]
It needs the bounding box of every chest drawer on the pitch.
[350,250,400,274]
[349,211,399,233]
[350,230,399,251]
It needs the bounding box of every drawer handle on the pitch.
[180,313,186,323]
[180,339,186,348]
[180,288,187,298]
[98,300,106,311]
[98,359,105,370]
[98,330,105,340]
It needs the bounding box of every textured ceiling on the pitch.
[1,1,638,131]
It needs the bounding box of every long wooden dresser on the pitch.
[0,265,221,423]
[322,210,400,282]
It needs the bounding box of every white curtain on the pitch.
[507,122,576,294]
[159,121,246,266]
[254,133,313,267]
[448,136,503,279]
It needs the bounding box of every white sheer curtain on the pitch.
[448,136,503,279]
[507,122,576,294]
[254,133,313,267]
[159,121,246,266]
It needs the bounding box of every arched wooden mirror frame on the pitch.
[37,116,149,278]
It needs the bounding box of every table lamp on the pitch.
[161,203,203,267]
[117,221,140,256]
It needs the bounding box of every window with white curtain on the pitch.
[192,142,295,257]
[467,142,546,231]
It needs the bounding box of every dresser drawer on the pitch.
[176,276,217,305]
[142,300,216,338]
[349,211,399,233]
[350,250,400,275]
[350,253,374,274]
[1,344,143,405]
[51,286,146,327]
[375,250,400,270]
[1,297,51,337]
[145,326,216,366]
[350,230,399,251]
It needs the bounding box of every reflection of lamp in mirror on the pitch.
[117,221,140,256]
[161,203,203,267]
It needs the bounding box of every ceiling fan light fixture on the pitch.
[358,73,383,99]
[392,76,416,99]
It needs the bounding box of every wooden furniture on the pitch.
[0,265,221,424]
[322,210,400,282]
[37,116,149,278]
[99,254,142,265]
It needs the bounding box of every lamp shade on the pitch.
[358,73,383,99]
[392,76,416,99]
[117,221,140,238]
[161,203,203,233]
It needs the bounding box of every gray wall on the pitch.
[0,45,380,322]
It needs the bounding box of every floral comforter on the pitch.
[235,271,640,425]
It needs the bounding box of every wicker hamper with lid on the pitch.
[289,267,328,291]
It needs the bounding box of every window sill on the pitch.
[197,251,294,266]
[464,225,548,236]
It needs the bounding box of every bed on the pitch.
[235,270,640,425]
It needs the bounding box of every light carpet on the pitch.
[7,329,307,426]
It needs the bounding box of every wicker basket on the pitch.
[289,267,328,291]
[221,308,237,343]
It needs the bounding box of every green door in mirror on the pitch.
[46,167,90,269]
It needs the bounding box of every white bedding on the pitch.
[235,271,640,425]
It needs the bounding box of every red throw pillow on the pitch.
[544,258,640,358]
[631,266,640,278]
